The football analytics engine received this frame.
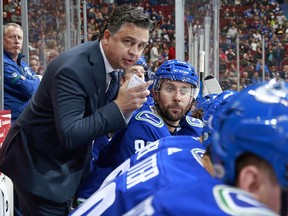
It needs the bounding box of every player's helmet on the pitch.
[202,90,237,148]
[195,94,218,114]
[210,79,288,189]
[135,56,148,71]
[203,90,237,124]
[153,60,199,98]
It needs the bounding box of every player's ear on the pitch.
[202,153,214,176]
[236,165,261,196]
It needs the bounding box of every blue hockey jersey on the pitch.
[123,182,278,216]
[70,136,211,215]
[72,136,278,216]
[76,104,203,199]
[4,52,40,122]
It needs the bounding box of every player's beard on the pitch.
[158,102,188,122]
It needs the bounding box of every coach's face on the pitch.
[102,23,149,70]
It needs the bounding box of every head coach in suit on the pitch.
[0,4,153,215]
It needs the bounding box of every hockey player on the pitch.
[121,56,148,84]
[123,79,288,215]
[191,93,218,120]
[76,60,203,201]
[70,136,213,215]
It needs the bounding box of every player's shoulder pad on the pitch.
[134,110,165,128]
[185,116,203,128]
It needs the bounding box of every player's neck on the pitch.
[164,119,180,134]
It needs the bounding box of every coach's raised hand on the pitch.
[115,79,152,119]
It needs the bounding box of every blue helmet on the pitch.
[135,56,148,71]
[153,60,199,98]
[195,94,218,114]
[202,90,237,124]
[202,90,237,148]
[210,79,288,188]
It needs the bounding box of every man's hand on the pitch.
[114,79,152,118]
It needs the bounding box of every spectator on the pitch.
[276,10,286,25]
[150,42,160,63]
[226,25,238,39]
[3,11,11,24]
[168,39,175,60]
[0,5,153,216]
[3,23,41,123]
[255,58,270,76]
[280,64,288,80]
[250,37,258,51]
[161,28,170,42]
[240,71,251,88]
[10,7,22,25]
[225,48,236,61]
[252,29,262,41]
[272,42,285,70]
[29,57,41,77]
[251,71,263,84]
[4,0,18,14]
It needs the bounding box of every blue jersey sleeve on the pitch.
[4,56,40,99]
[4,53,40,121]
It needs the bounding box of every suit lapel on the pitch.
[89,41,106,106]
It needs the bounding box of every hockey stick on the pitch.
[203,75,223,95]
[199,51,205,98]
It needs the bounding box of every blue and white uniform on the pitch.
[4,52,40,122]
[76,104,203,199]
[71,138,278,216]
[70,136,213,216]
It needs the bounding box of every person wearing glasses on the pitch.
[75,59,203,203]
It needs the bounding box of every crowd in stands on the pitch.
[219,0,288,90]
[3,0,288,91]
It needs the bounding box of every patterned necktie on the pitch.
[106,71,118,103]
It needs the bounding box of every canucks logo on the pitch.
[135,111,164,128]
[213,185,278,215]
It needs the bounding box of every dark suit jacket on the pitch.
[0,41,126,203]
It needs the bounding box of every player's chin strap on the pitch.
[163,119,181,129]
[281,189,288,216]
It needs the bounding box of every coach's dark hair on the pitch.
[99,4,153,39]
